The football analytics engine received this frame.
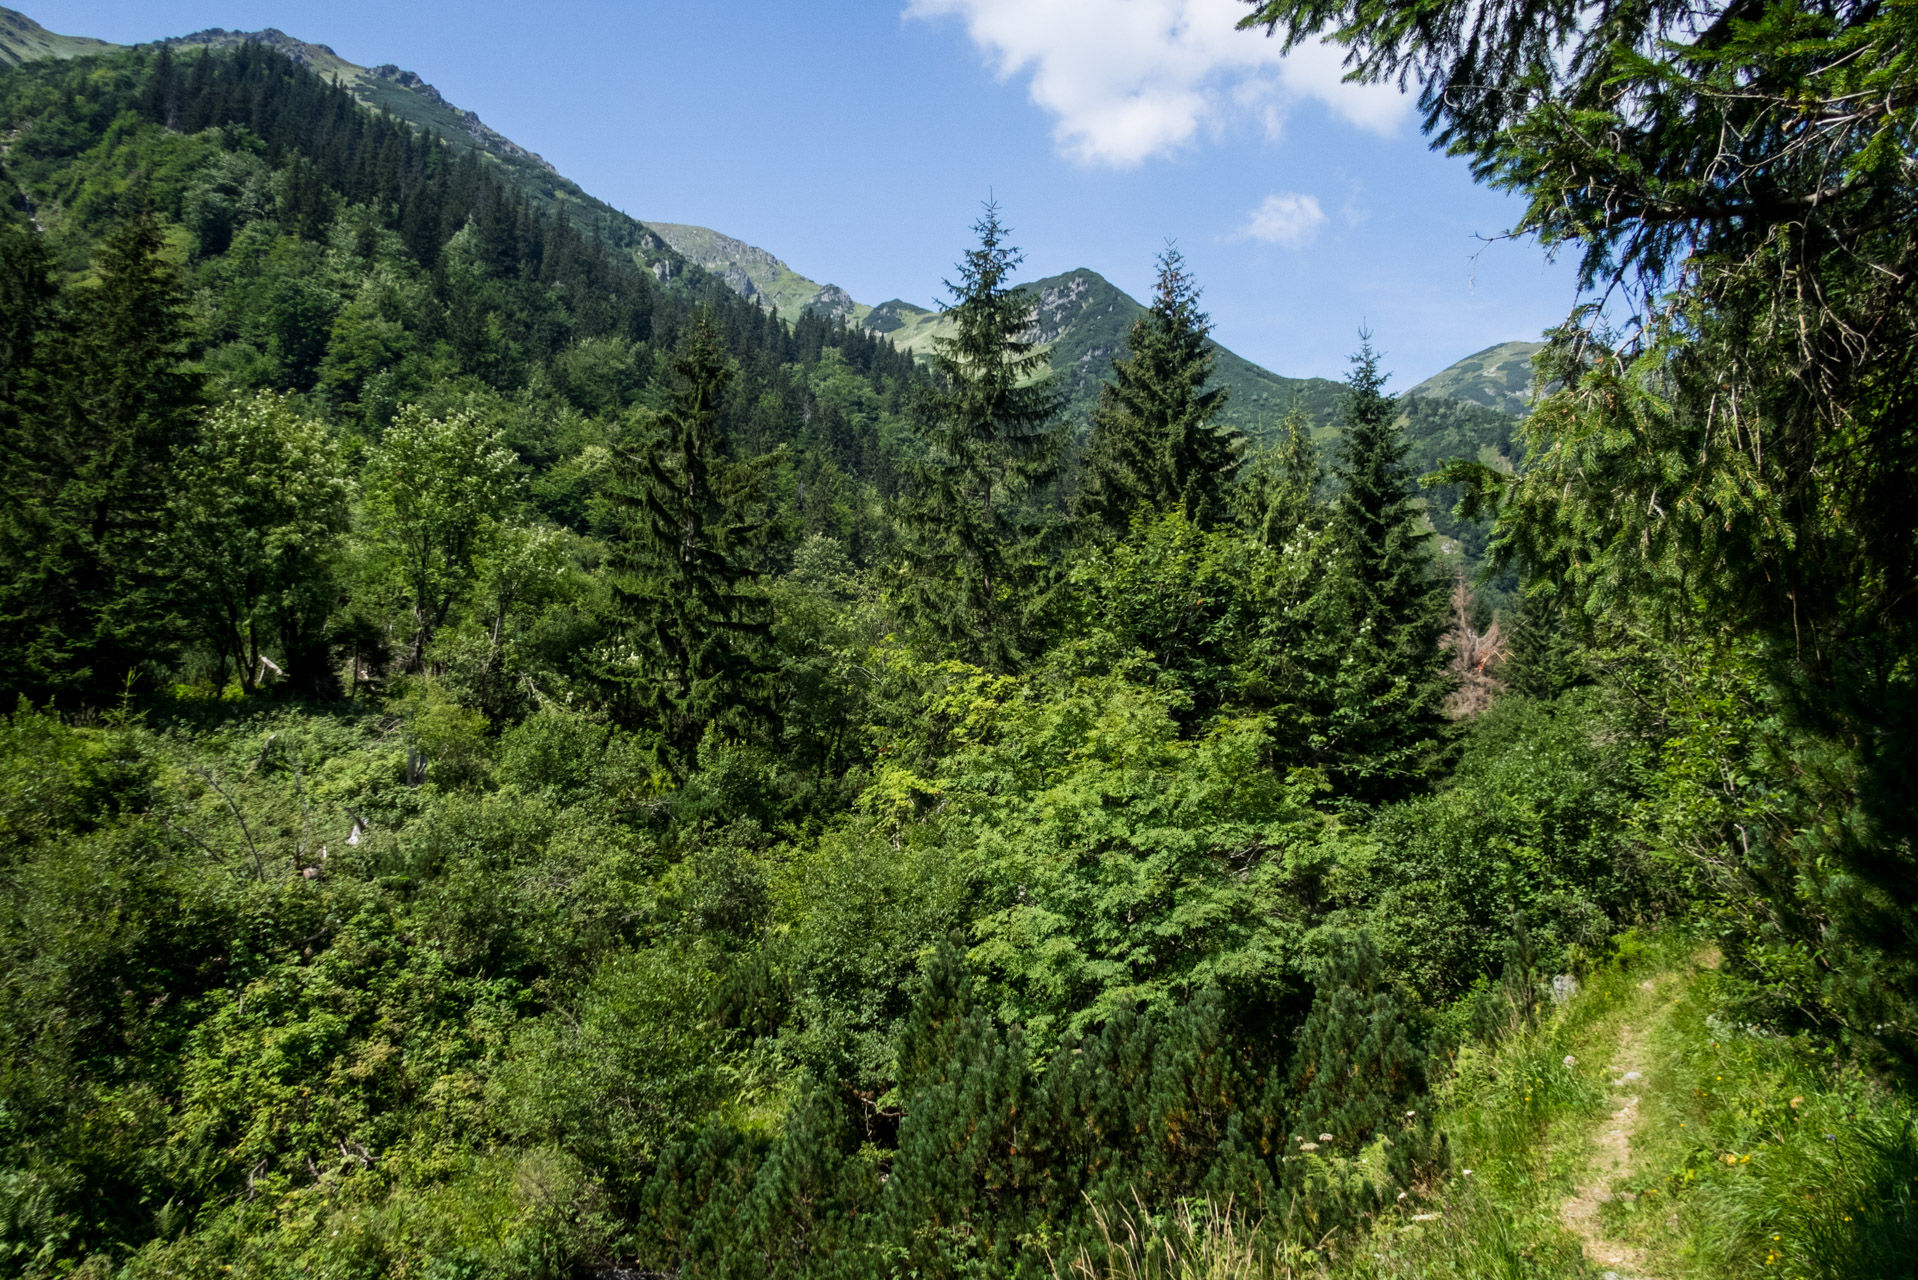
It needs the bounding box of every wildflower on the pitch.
[1396,1191,1408,1201]
[1300,1142,1319,1153]
[1462,1168,1474,1176]
[1790,1096,1803,1109]
[1405,1109,1417,1118]
[1320,1133,1333,1142]
[1563,1055,1577,1067]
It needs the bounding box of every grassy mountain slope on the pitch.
[0,7,682,279]
[1406,339,1542,415]
[643,220,869,325]
[0,6,115,66]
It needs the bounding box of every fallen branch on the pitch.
[195,768,265,883]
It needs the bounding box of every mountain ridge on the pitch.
[1,4,1531,440]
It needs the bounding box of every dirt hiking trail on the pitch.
[1558,977,1676,1280]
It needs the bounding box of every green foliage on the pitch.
[940,674,1325,1042]
[1285,342,1450,803]
[1498,585,1587,701]
[1288,932,1424,1156]
[1347,690,1672,999]
[175,393,350,695]
[0,208,203,705]
[361,407,519,670]
[12,24,1914,1280]
[498,948,721,1195]
[1061,509,1315,725]
[1235,403,1319,550]
[1258,0,1918,1067]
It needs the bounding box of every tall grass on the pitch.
[1051,1198,1305,1280]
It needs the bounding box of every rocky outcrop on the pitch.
[169,27,344,69]
[370,64,445,104]
[802,284,857,322]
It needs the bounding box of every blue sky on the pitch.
[40,0,1582,383]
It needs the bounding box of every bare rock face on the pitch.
[802,284,857,322]
[171,27,340,69]
[1027,272,1095,344]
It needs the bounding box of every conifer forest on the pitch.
[1,3,1916,1277]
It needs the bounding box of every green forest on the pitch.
[1,3,1915,1276]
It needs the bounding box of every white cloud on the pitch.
[906,0,1408,166]
[1239,192,1326,246]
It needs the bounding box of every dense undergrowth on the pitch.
[0,672,1679,1277]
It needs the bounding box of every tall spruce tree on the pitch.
[1077,247,1241,535]
[1501,586,1588,701]
[898,203,1065,670]
[605,313,774,763]
[0,211,202,704]
[1290,339,1450,802]
[0,220,63,700]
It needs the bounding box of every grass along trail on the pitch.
[1346,936,1918,1280]
[1077,932,1917,1279]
